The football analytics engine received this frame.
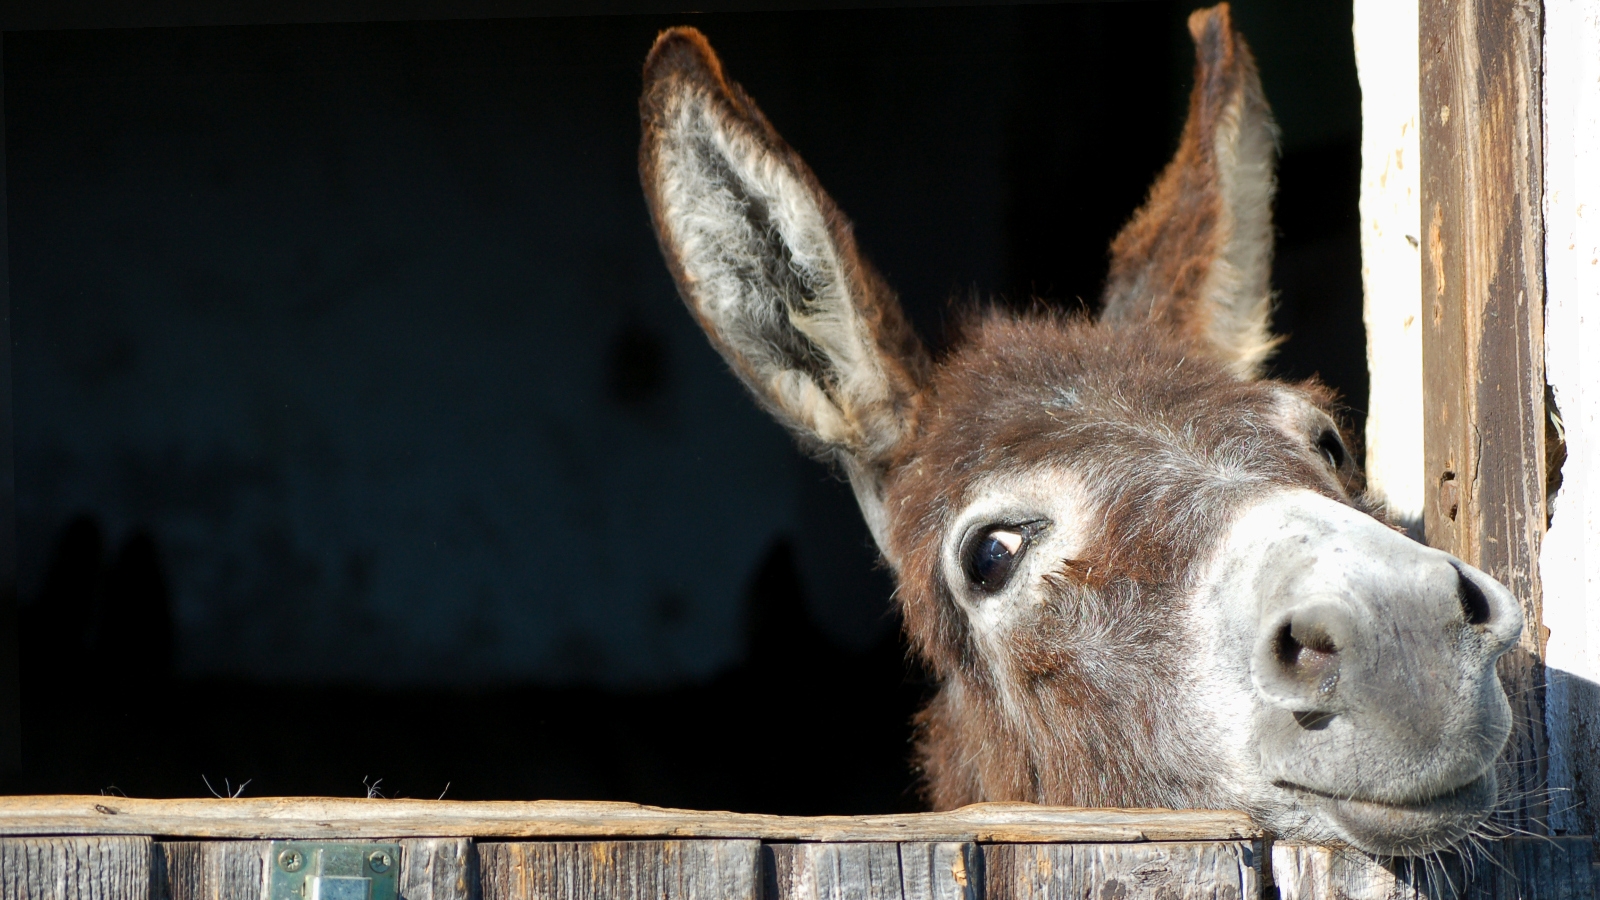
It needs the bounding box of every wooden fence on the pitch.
[0,797,1592,900]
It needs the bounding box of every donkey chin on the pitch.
[1202,488,1522,856]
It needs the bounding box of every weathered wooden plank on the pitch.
[765,842,980,900]
[1273,837,1596,900]
[981,841,1255,900]
[764,843,904,900]
[1418,0,1549,831]
[478,840,758,900]
[1273,843,1426,900]
[0,836,152,900]
[153,841,268,900]
[898,843,980,900]
[1476,837,1597,900]
[399,839,476,900]
[0,798,1257,843]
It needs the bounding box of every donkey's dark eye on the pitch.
[964,528,1025,591]
[1316,429,1348,470]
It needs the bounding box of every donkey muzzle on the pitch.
[1214,489,1522,853]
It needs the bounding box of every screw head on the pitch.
[368,851,392,873]
[278,850,304,873]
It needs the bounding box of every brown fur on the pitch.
[885,314,1362,809]
[639,5,1377,815]
[1101,5,1280,377]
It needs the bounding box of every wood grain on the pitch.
[0,836,152,900]
[478,840,758,900]
[399,839,476,900]
[898,843,981,900]
[1482,836,1597,899]
[981,841,1256,900]
[153,841,268,900]
[1418,0,1549,831]
[1273,837,1596,899]
[763,842,980,900]
[765,843,904,900]
[0,798,1257,843]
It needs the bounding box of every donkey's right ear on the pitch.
[639,28,929,486]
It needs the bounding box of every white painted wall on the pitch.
[1541,0,1600,836]
[1352,0,1424,531]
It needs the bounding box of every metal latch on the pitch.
[269,842,401,900]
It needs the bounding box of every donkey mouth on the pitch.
[1276,773,1498,855]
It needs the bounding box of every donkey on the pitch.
[638,4,1522,855]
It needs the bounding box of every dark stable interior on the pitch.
[0,0,1361,811]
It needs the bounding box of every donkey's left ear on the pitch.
[1099,3,1279,379]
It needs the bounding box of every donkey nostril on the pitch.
[1273,619,1339,669]
[1455,565,1492,626]
[1256,605,1349,709]
[1272,621,1302,667]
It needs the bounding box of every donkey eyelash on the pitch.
[957,519,1049,556]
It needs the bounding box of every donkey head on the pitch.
[639,4,1522,854]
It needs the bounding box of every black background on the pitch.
[0,0,1361,812]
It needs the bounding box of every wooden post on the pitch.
[1419,0,1550,830]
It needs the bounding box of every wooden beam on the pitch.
[0,797,1258,843]
[1419,0,1549,830]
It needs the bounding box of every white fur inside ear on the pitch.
[1201,86,1279,379]
[653,86,898,454]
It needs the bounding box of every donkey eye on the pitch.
[964,527,1026,591]
[1316,429,1348,470]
